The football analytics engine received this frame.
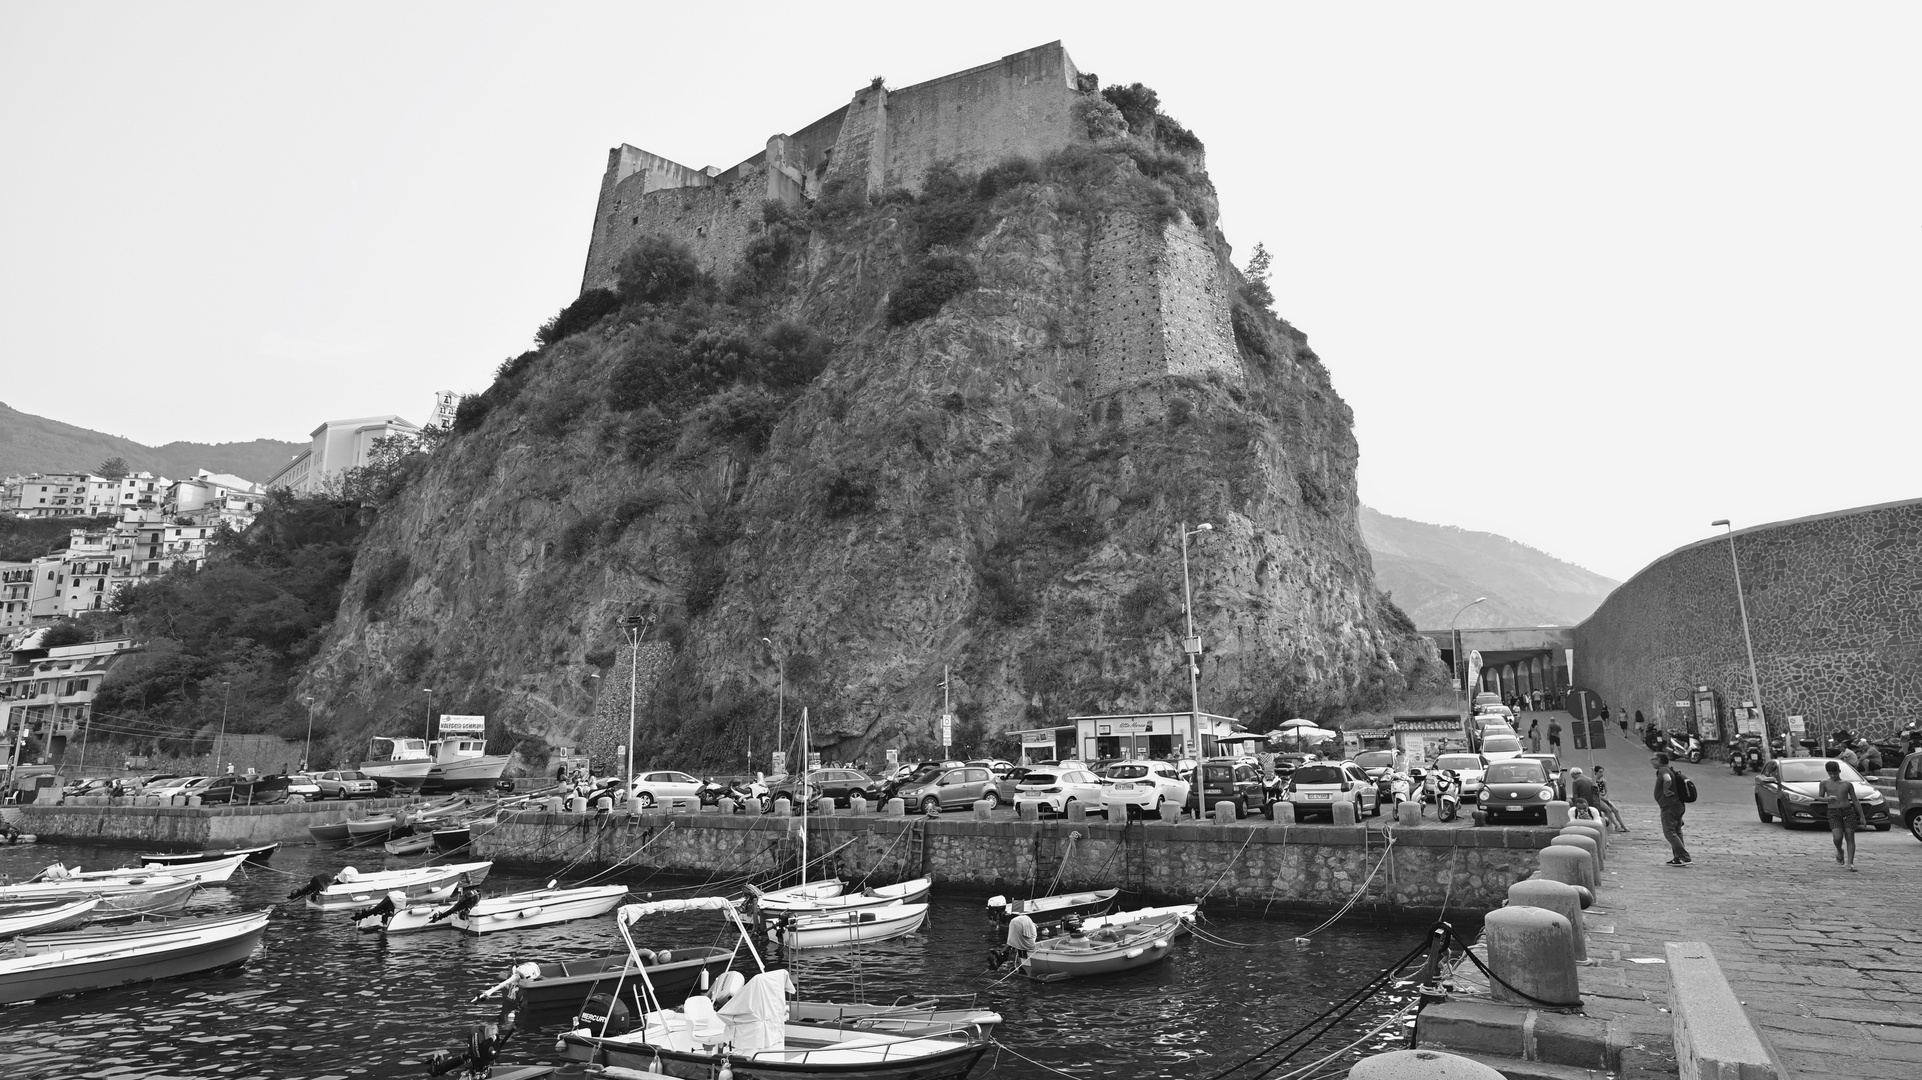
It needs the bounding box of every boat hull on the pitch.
[755,878,930,915]
[771,903,928,950]
[19,910,268,955]
[562,1028,989,1080]
[516,947,736,1015]
[430,826,472,853]
[139,842,279,867]
[383,834,436,856]
[0,898,102,937]
[0,912,268,1004]
[996,888,1118,925]
[358,760,432,793]
[304,861,491,911]
[423,756,509,792]
[346,817,408,847]
[0,878,198,917]
[1020,914,1181,980]
[308,821,353,847]
[452,886,629,935]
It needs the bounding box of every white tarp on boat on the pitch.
[616,896,740,924]
[717,968,793,1053]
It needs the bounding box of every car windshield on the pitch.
[1436,755,1483,771]
[1482,736,1522,754]
[1020,773,1058,786]
[1293,765,1346,785]
[1354,752,1394,769]
[1485,762,1546,784]
[1107,765,1150,779]
[1782,761,1863,783]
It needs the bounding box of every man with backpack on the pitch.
[1652,751,1692,865]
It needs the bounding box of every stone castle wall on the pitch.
[1574,499,1922,741]
[1085,210,1246,401]
[580,163,768,294]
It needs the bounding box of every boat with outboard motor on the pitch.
[499,947,739,1015]
[288,860,492,911]
[1017,911,1182,981]
[0,897,102,937]
[0,874,198,917]
[765,901,930,950]
[27,851,250,887]
[987,888,1118,926]
[747,876,930,915]
[138,841,279,867]
[1075,902,1197,936]
[0,908,270,1004]
[355,883,628,935]
[17,908,267,955]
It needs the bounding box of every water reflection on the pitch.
[1,840,1434,1079]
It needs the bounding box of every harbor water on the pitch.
[0,839,1439,1079]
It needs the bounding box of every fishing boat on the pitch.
[766,902,929,950]
[987,888,1118,926]
[1018,911,1182,982]
[308,820,353,847]
[360,736,435,793]
[430,815,496,854]
[506,947,739,1014]
[346,814,410,847]
[557,897,994,1080]
[0,897,102,938]
[138,841,279,867]
[290,860,492,911]
[1077,903,1198,936]
[749,876,931,915]
[18,909,267,955]
[27,852,250,887]
[0,875,198,917]
[370,884,629,935]
[382,833,437,856]
[748,878,845,904]
[421,716,509,792]
[0,909,269,1004]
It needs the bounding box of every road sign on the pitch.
[940,713,954,747]
[771,751,787,777]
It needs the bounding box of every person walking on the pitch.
[1548,719,1562,754]
[1528,718,1542,753]
[1820,760,1868,870]
[1652,752,1691,865]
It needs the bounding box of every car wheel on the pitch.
[982,791,1000,809]
[1873,823,1891,832]
[1907,812,1922,843]
[1369,796,1381,818]
[1778,799,1793,828]
[1756,800,1773,822]
[921,796,941,815]
[638,792,656,809]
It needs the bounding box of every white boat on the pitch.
[31,851,251,886]
[0,909,269,1004]
[747,878,844,904]
[1078,903,1198,936]
[18,909,267,955]
[750,877,929,915]
[292,861,492,911]
[348,881,461,927]
[0,874,198,917]
[1019,912,1183,982]
[767,902,929,950]
[0,897,102,937]
[450,884,630,934]
[422,716,508,792]
[360,736,435,792]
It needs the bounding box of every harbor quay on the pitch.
[5,798,414,847]
[472,807,1555,916]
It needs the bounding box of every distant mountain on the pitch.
[0,401,303,486]
[1361,505,1618,629]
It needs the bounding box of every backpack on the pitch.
[1673,770,1698,803]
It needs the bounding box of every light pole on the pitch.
[939,667,951,759]
[214,681,231,774]
[422,687,433,742]
[1451,598,1487,721]
[1711,519,1772,763]
[620,616,649,783]
[1179,522,1214,767]
[762,637,784,772]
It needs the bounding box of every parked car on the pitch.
[964,758,1014,777]
[1479,734,1525,762]
[315,769,379,798]
[144,776,208,800]
[1897,751,1922,843]
[1518,753,1565,799]
[138,774,182,795]
[1011,768,1107,817]
[1352,750,1396,779]
[769,768,879,808]
[62,777,112,798]
[995,766,1034,803]
[1287,761,1379,820]
[1754,758,1892,830]
[1476,758,1557,824]
[896,765,998,814]
[881,761,963,802]
[1430,753,1491,798]
[1188,759,1269,818]
[191,775,248,805]
[1100,760,1190,819]
[628,770,705,808]
[284,773,323,800]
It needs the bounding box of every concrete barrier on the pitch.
[1269,802,1296,824]
[1546,800,1571,828]
[1396,801,1422,827]
[1559,823,1605,871]
[1017,801,1040,821]
[972,800,993,820]
[719,798,737,815]
[1549,834,1599,879]
[773,798,792,817]
[1485,905,1580,1007]
[1066,801,1086,822]
[1349,1049,1504,1080]
[884,798,904,816]
[816,798,836,817]
[1333,800,1357,826]
[849,797,868,815]
[1156,801,1181,823]
[1537,845,1596,894]
[1507,878,1589,962]
[1665,941,1784,1080]
[1214,800,1238,821]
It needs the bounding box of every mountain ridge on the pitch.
[1361,504,1618,629]
[0,401,303,485]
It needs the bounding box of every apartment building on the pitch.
[0,563,32,630]
[166,470,266,529]
[0,637,140,766]
[9,472,95,518]
[266,414,421,493]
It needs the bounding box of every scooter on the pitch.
[1730,734,1764,775]
[1643,725,1666,752]
[1435,771,1463,823]
[1662,729,1704,763]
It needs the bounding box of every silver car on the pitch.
[896,766,997,814]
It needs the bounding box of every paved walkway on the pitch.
[1536,711,1922,1079]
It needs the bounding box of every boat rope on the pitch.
[1195,827,1259,903]
[855,820,917,887]
[569,821,677,885]
[1258,1001,1418,1080]
[1290,833,1395,944]
[1436,923,1581,1009]
[1036,831,1077,899]
[1186,920,1264,949]
[989,1039,1091,1079]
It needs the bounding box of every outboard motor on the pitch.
[431,885,484,925]
[576,992,633,1037]
[423,1018,515,1079]
[348,892,400,925]
[286,873,336,902]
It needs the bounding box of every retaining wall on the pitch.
[12,799,412,847]
[475,808,1549,916]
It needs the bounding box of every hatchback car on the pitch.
[316,769,379,798]
[1012,768,1107,817]
[770,768,878,808]
[1897,751,1922,842]
[1477,759,1557,824]
[895,765,998,813]
[625,770,703,808]
[1518,753,1564,798]
[146,776,208,800]
[284,774,323,800]
[994,766,1034,803]
[1187,759,1270,818]
[1101,760,1190,819]
[1286,762,1380,820]
[1479,734,1525,762]
[1754,758,1892,830]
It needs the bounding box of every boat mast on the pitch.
[799,706,809,884]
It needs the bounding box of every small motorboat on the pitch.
[1019,912,1182,982]
[745,878,844,904]
[1076,903,1198,937]
[0,875,198,917]
[786,998,1003,1037]
[988,888,1118,926]
[749,876,930,915]
[346,815,409,847]
[139,841,279,867]
[27,852,249,887]
[0,909,270,1004]
[766,902,928,950]
[289,861,491,911]
[431,812,499,854]
[308,821,353,847]
[0,897,102,938]
[506,947,739,1014]
[370,884,629,935]
[18,909,267,955]
[382,833,437,856]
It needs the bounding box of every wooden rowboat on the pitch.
[0,909,270,1004]
[509,946,738,1014]
[768,902,928,950]
[750,877,930,915]
[18,909,267,955]
[989,888,1118,925]
[382,833,437,856]
[139,841,279,867]
[0,876,198,917]
[1019,912,1182,982]
[0,897,102,938]
[308,821,353,847]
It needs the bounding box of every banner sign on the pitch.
[438,715,485,735]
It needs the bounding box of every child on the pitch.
[1570,798,1602,823]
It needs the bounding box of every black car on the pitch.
[1187,760,1270,818]
[771,768,880,809]
[1476,759,1557,824]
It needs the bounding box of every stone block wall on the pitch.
[580,164,766,292]
[873,41,1081,192]
[1085,210,1246,403]
[16,798,411,847]
[1574,498,1922,741]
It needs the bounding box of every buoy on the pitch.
[1126,948,1144,958]
[521,906,543,918]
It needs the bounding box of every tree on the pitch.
[96,457,129,481]
[1240,243,1275,309]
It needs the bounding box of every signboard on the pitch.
[885,748,899,767]
[808,752,822,770]
[940,713,954,747]
[771,751,787,777]
[438,715,485,736]
[1787,715,1806,735]
[1693,691,1721,742]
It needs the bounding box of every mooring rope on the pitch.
[1290,833,1395,943]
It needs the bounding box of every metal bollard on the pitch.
[1333,800,1357,826]
[973,799,994,820]
[1508,878,1589,962]
[1538,844,1598,895]
[1549,834,1600,880]
[1349,1049,1505,1080]
[1545,800,1572,828]
[774,797,792,817]
[885,797,905,816]
[1017,801,1040,821]
[1269,801,1296,825]
[1396,801,1422,827]
[1484,904,1580,1007]
[1214,800,1239,822]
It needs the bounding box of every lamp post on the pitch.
[1179,522,1214,767]
[422,687,433,742]
[300,696,315,773]
[214,681,231,775]
[1451,598,1487,721]
[1711,519,1771,763]
[762,637,784,772]
[939,667,951,759]
[620,616,649,783]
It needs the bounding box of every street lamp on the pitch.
[1451,598,1487,719]
[422,688,433,742]
[939,667,951,759]
[620,616,649,783]
[762,637,784,772]
[1179,522,1214,770]
[214,681,231,775]
[1711,520,1772,763]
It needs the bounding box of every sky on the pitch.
[2,2,1916,581]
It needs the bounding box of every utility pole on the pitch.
[1180,522,1214,767]
[1712,520,1772,763]
[763,637,784,774]
[940,666,951,759]
[214,681,231,775]
[620,615,649,782]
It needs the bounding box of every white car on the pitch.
[144,776,208,799]
[629,770,704,808]
[1432,753,1491,797]
[284,774,323,800]
[1479,734,1525,762]
[1287,761,1380,819]
[1100,761,1190,819]
[1012,768,1108,817]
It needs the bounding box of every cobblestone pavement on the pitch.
[1546,713,1922,1079]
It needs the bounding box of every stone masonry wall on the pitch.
[475,809,1548,916]
[581,164,765,292]
[1574,499,1922,742]
[16,797,411,847]
[1085,210,1246,401]
[874,41,1080,193]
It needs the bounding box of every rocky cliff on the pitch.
[298,124,1444,770]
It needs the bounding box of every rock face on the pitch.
[299,131,1443,769]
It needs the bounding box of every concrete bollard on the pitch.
[1066,801,1087,822]
[1156,801,1181,823]
[885,797,905,816]
[849,797,868,815]
[1348,1049,1505,1080]
[1546,800,1572,828]
[1396,800,1423,827]
[187,795,202,807]
[1560,823,1606,871]
[1017,800,1040,821]
[774,797,792,817]
[1270,801,1296,825]
[1215,800,1239,822]
[1549,834,1600,880]
[816,798,836,817]
[1485,904,1580,1007]
[569,795,589,813]
[719,797,737,815]
[1538,844,1598,895]
[743,796,762,815]
[1508,878,1589,962]
[973,799,994,820]
[1333,800,1357,826]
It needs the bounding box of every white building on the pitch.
[266,414,421,493]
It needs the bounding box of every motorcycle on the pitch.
[1643,725,1665,752]
[1730,734,1764,775]
[1872,725,1921,766]
[1435,771,1462,823]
